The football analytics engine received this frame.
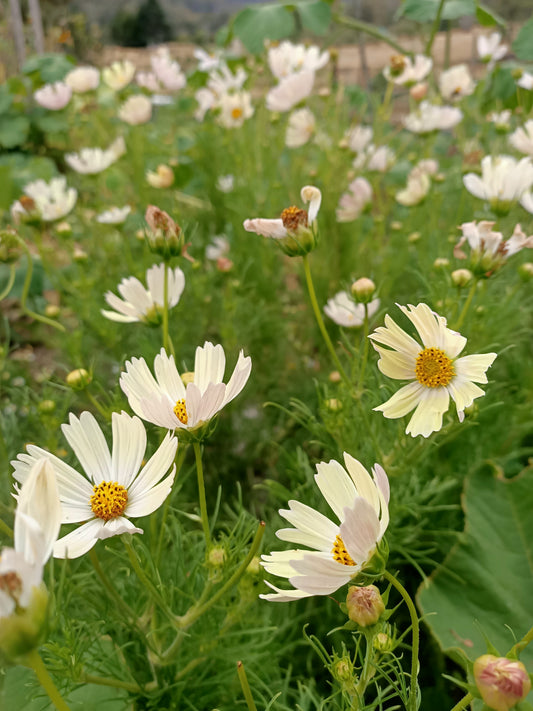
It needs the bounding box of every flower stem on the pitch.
[453,279,477,331]
[449,692,473,711]
[193,441,211,549]
[154,443,188,566]
[356,304,370,396]
[511,624,533,656]
[0,264,16,301]
[382,570,419,711]
[162,260,170,354]
[425,0,447,56]
[19,243,65,332]
[237,661,258,711]
[25,649,72,711]
[86,391,109,420]
[332,13,410,55]
[88,548,137,622]
[301,254,350,385]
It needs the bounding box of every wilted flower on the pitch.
[146,164,175,188]
[404,101,463,133]
[509,120,533,157]
[102,263,185,324]
[64,66,100,93]
[65,137,126,174]
[455,221,533,274]
[324,292,380,327]
[286,108,316,148]
[243,185,321,256]
[12,412,177,559]
[34,81,72,110]
[267,41,329,80]
[474,655,531,711]
[439,64,476,101]
[118,95,152,125]
[144,205,183,258]
[463,155,533,214]
[12,177,77,223]
[96,206,131,225]
[217,91,254,128]
[346,585,385,626]
[266,70,315,112]
[336,178,373,222]
[120,342,252,436]
[260,453,389,601]
[102,60,136,90]
[370,303,497,437]
[477,32,507,63]
[383,54,432,85]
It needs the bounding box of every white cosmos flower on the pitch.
[463,155,533,213]
[267,41,329,80]
[65,137,125,175]
[96,206,131,225]
[369,303,497,438]
[118,95,152,125]
[324,292,380,327]
[194,47,224,73]
[353,144,395,172]
[12,412,177,559]
[146,164,174,188]
[208,64,247,96]
[455,221,533,265]
[120,342,252,433]
[260,453,389,601]
[151,48,186,92]
[266,70,315,112]
[509,120,533,157]
[217,91,254,128]
[102,60,136,90]
[102,263,185,323]
[439,64,476,101]
[518,72,533,91]
[383,54,432,85]
[487,110,511,130]
[286,108,316,148]
[477,32,507,63]
[396,172,431,206]
[216,175,234,193]
[404,101,463,133]
[65,66,100,93]
[345,125,373,153]
[206,235,230,260]
[34,81,72,110]
[16,177,77,222]
[336,178,372,222]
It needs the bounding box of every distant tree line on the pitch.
[111,0,172,47]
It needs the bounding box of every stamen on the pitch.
[231,107,243,120]
[415,347,455,387]
[90,482,128,521]
[174,398,188,424]
[280,206,308,232]
[332,534,356,566]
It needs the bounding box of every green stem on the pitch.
[356,304,370,396]
[0,516,13,539]
[0,264,16,301]
[79,672,153,694]
[383,570,419,711]
[162,260,169,353]
[88,548,137,622]
[25,649,72,711]
[19,244,66,332]
[511,624,533,656]
[86,391,109,420]
[333,13,410,56]
[425,0,447,56]
[453,280,477,331]
[302,254,350,386]
[449,692,473,711]
[155,443,188,566]
[237,661,258,711]
[193,441,211,548]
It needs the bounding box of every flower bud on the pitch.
[374,631,394,653]
[66,368,92,390]
[325,398,342,411]
[180,371,195,386]
[410,82,428,101]
[146,164,175,189]
[519,262,533,281]
[207,546,226,568]
[55,221,72,235]
[451,268,473,287]
[73,245,88,261]
[346,585,385,627]
[351,277,376,302]
[0,229,23,264]
[38,399,56,414]
[329,370,342,383]
[145,205,184,259]
[433,257,450,270]
[44,304,60,318]
[0,584,49,661]
[474,655,531,711]
[246,556,261,576]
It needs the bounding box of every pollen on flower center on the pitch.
[415,347,455,387]
[332,534,356,566]
[280,206,308,231]
[173,398,188,424]
[231,107,243,119]
[90,482,128,521]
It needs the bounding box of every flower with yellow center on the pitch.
[369,303,497,438]
[11,411,177,559]
[260,453,389,602]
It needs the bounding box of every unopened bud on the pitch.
[410,82,428,101]
[0,228,23,264]
[216,257,233,272]
[325,398,342,411]
[145,205,183,258]
[73,245,88,261]
[451,268,473,287]
[374,632,394,653]
[44,304,60,318]
[519,262,533,281]
[329,370,342,383]
[0,584,49,661]
[207,546,226,568]
[473,655,531,711]
[55,221,72,235]
[180,371,194,386]
[433,257,450,270]
[351,277,376,302]
[66,368,92,390]
[346,585,385,627]
[390,221,403,231]
[408,231,421,243]
[332,658,353,683]
[38,399,56,414]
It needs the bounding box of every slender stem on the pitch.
[193,441,211,548]
[425,0,447,56]
[25,649,72,711]
[453,280,477,331]
[302,255,350,385]
[237,661,258,711]
[449,692,473,711]
[86,391,109,420]
[0,264,16,301]
[0,516,13,539]
[19,246,66,332]
[155,443,188,566]
[333,13,410,56]
[162,260,169,352]
[88,548,137,622]
[356,304,370,396]
[383,570,419,711]
[79,672,152,693]
[511,624,533,656]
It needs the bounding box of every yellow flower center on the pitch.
[332,535,356,566]
[231,107,243,120]
[280,206,308,232]
[90,482,128,521]
[415,347,455,387]
[174,398,188,424]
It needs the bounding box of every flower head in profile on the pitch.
[34,81,72,110]
[474,655,531,711]
[102,263,185,324]
[463,155,533,214]
[96,205,131,225]
[266,70,315,112]
[336,178,372,223]
[65,137,125,175]
[12,411,177,559]
[150,48,186,92]
[11,177,77,223]
[383,54,432,85]
[146,164,174,188]
[260,453,389,601]
[65,66,100,93]
[324,292,380,328]
[345,125,373,153]
[518,72,533,91]
[286,108,316,148]
[370,303,497,437]
[477,32,507,63]
[454,221,533,275]
[120,342,252,437]
[404,101,463,134]
[396,171,431,207]
[243,185,321,256]
[102,60,136,90]
[118,95,152,125]
[267,41,329,80]
[509,120,533,157]
[487,110,511,132]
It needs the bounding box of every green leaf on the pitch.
[475,2,506,27]
[0,154,57,191]
[22,53,74,83]
[0,115,30,148]
[35,112,69,134]
[0,85,13,115]
[399,0,475,22]
[233,5,296,54]
[512,17,533,61]
[296,0,332,35]
[418,465,533,680]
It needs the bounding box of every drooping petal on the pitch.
[405,386,450,438]
[374,381,426,419]
[340,498,381,563]
[99,517,142,539]
[222,350,252,405]
[243,218,287,239]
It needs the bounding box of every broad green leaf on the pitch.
[296,0,332,35]
[0,115,30,148]
[0,85,13,115]
[399,0,475,22]
[475,2,506,27]
[22,53,74,83]
[233,5,296,54]
[35,112,69,134]
[0,154,57,190]
[512,18,533,62]
[418,466,533,677]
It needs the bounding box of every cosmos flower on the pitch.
[266,70,315,112]
[439,64,476,101]
[403,101,463,133]
[345,125,373,153]
[217,91,254,128]
[463,155,533,214]
[474,655,531,711]
[118,95,152,125]
[509,120,533,157]
[150,48,186,92]
[487,110,511,131]
[12,177,77,223]
[260,453,389,601]
[285,108,316,148]
[324,292,380,327]
[477,32,507,63]
[518,72,533,91]
[396,172,431,206]
[120,342,252,434]
[267,41,329,80]
[64,66,100,93]
[369,303,497,437]
[65,137,126,174]
[96,206,132,225]
[383,54,433,85]
[194,47,224,73]
[12,412,177,559]
[102,60,136,90]
[146,164,175,188]
[216,175,234,193]
[34,82,72,110]
[336,178,372,222]
[454,221,533,271]
[353,144,395,172]
[102,263,185,324]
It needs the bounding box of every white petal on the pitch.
[127,432,177,499]
[259,580,313,602]
[405,386,450,437]
[62,411,111,484]
[454,353,497,383]
[463,173,488,200]
[340,498,381,563]
[126,470,175,517]
[111,412,146,488]
[373,343,416,380]
[446,377,486,413]
[374,381,426,419]
[194,342,226,394]
[222,350,252,405]
[314,460,356,521]
[243,218,287,239]
[343,453,380,514]
[154,349,186,401]
[277,500,337,550]
[369,314,421,356]
[99,517,142,539]
[53,519,105,558]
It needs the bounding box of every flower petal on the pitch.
[405,386,450,437]
[61,411,111,484]
[111,412,146,488]
[314,459,356,521]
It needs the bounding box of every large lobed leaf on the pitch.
[418,465,533,676]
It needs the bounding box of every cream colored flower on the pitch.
[353,144,395,172]
[260,453,389,601]
[151,48,186,92]
[217,91,254,128]
[266,70,315,112]
[404,101,463,133]
[96,206,131,225]
[268,41,329,80]
[455,221,533,269]
[102,60,136,90]
[477,32,507,63]
[146,164,174,188]
[336,178,372,222]
[509,120,533,157]
[518,72,533,91]
[324,292,380,327]
[439,64,475,101]
[118,95,152,125]
[383,54,432,85]
[463,155,533,213]
[396,172,431,206]
[286,108,316,148]
[487,110,511,130]
[370,303,497,437]
[345,125,373,153]
[14,177,77,222]
[64,66,100,93]
[65,137,125,175]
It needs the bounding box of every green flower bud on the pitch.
[351,277,376,302]
[0,584,49,662]
[66,368,92,390]
[346,585,385,627]
[145,205,184,259]
[451,268,473,287]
